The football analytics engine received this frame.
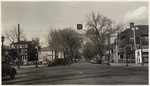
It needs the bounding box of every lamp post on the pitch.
[132,27,143,66]
[132,27,138,51]
[1,36,5,57]
[35,46,38,67]
[132,27,138,64]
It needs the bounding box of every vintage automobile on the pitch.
[90,56,103,64]
[2,57,17,79]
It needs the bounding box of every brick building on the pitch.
[10,40,37,63]
[113,22,148,63]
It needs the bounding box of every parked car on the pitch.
[2,57,17,79]
[90,56,103,64]
[128,59,135,63]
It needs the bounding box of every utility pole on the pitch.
[104,36,106,63]
[18,24,20,68]
[132,27,138,63]
[133,28,137,51]
[116,35,118,63]
[140,36,144,66]
[35,38,40,67]
[35,48,38,67]
[108,34,110,65]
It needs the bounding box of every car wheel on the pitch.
[10,72,15,79]
[10,69,16,79]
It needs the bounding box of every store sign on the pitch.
[143,49,148,52]
[20,49,27,55]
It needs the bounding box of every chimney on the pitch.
[130,22,134,29]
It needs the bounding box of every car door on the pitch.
[2,61,10,76]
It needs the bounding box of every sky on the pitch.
[1,1,149,47]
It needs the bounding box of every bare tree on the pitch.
[4,27,27,43]
[83,12,124,60]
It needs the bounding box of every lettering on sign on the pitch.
[20,49,28,55]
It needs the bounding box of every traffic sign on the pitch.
[77,24,83,30]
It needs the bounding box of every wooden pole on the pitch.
[108,35,110,65]
[18,24,20,68]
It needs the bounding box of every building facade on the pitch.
[39,46,64,63]
[114,22,148,63]
[38,47,55,62]
[10,40,38,63]
[10,41,29,62]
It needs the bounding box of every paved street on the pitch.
[2,60,148,85]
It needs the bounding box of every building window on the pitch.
[142,37,148,46]
[120,55,123,59]
[25,44,28,48]
[22,44,24,48]
[14,44,16,49]
[135,37,140,44]
[130,37,134,43]
[16,45,18,49]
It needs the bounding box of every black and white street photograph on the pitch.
[1,1,149,85]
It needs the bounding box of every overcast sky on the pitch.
[1,1,148,46]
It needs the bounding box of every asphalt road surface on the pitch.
[2,60,148,85]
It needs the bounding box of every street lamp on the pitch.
[1,36,5,57]
[132,27,138,50]
[132,27,138,64]
[132,27,144,66]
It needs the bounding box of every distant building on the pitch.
[113,22,148,63]
[10,41,29,62]
[39,46,64,62]
[38,47,55,62]
[10,40,37,63]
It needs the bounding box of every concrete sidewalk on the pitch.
[13,65,47,69]
[110,63,148,67]
[13,63,148,69]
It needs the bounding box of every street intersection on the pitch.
[2,60,148,85]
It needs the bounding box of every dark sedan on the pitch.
[2,58,17,79]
